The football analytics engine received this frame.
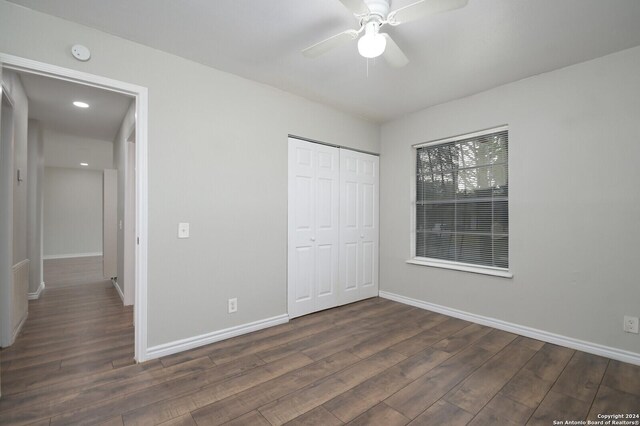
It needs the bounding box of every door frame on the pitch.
[0,79,16,349]
[0,53,150,362]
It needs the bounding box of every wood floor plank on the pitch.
[0,356,219,425]
[408,400,473,426]
[443,336,543,414]
[324,347,457,422]
[388,317,470,358]
[0,359,162,413]
[166,351,359,426]
[100,416,125,426]
[258,349,407,425]
[158,413,198,426]
[222,410,272,426]
[499,343,574,410]
[256,305,408,364]
[1,358,116,396]
[551,351,608,403]
[117,352,313,426]
[587,385,640,420]
[430,324,492,354]
[527,391,590,425]
[348,403,409,426]
[284,407,343,426]
[600,360,640,398]
[384,329,517,420]
[467,393,534,426]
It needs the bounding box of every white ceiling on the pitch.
[9,0,640,122]
[18,71,133,141]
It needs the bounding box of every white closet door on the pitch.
[288,138,339,318]
[339,149,379,305]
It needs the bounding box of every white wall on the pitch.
[27,119,43,293]
[380,46,640,357]
[43,167,103,257]
[0,0,380,348]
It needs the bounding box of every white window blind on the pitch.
[415,128,508,269]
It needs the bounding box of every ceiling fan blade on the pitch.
[338,0,371,16]
[302,30,359,58]
[387,0,468,25]
[381,34,409,67]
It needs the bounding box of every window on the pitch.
[414,127,509,272]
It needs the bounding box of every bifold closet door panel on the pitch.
[288,139,340,318]
[339,149,379,305]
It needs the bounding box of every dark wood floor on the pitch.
[0,283,638,425]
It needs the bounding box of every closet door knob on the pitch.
[310,237,316,241]
[360,234,364,239]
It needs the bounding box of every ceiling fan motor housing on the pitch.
[363,0,390,18]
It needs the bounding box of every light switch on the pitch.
[178,222,190,239]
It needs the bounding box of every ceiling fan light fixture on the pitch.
[357,22,386,58]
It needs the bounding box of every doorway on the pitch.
[0,53,149,365]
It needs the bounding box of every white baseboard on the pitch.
[28,281,45,300]
[146,314,290,360]
[43,252,103,260]
[11,311,28,345]
[111,278,124,303]
[379,290,640,366]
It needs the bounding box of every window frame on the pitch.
[408,125,513,278]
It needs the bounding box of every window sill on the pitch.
[406,258,513,278]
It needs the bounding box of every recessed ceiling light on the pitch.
[80,162,89,166]
[73,101,89,108]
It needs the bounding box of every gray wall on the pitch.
[0,67,29,351]
[380,46,640,355]
[0,1,380,347]
[43,167,103,257]
[27,119,43,293]
[43,128,113,170]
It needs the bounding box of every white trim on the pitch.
[43,252,103,260]
[1,81,15,106]
[8,259,29,345]
[0,52,150,363]
[27,281,45,300]
[379,290,640,366]
[12,258,29,270]
[112,278,124,303]
[146,314,290,360]
[406,258,513,278]
[413,125,509,148]
[134,77,149,362]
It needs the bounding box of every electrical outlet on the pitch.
[228,298,237,314]
[623,316,639,334]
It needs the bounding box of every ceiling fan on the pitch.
[302,0,469,67]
